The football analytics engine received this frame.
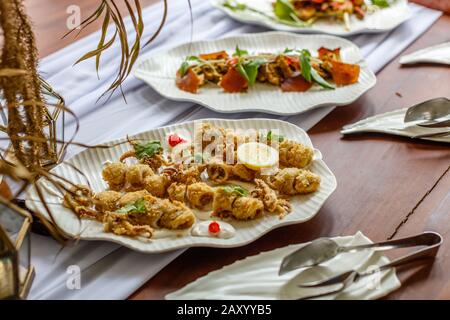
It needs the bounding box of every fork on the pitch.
[296,231,442,300]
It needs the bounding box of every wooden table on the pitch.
[26,0,450,300]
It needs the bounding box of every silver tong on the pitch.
[279,232,443,299]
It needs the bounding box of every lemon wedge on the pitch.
[237,142,279,170]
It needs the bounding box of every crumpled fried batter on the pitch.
[103,213,153,238]
[125,164,154,190]
[267,168,320,195]
[251,179,291,218]
[94,190,122,212]
[63,184,99,220]
[186,182,214,209]
[102,163,127,191]
[144,174,170,198]
[279,140,314,169]
[167,182,187,203]
[212,187,264,220]
[207,160,255,184]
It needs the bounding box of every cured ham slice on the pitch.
[219,67,248,93]
[330,60,360,85]
[199,50,229,60]
[176,69,202,93]
[318,47,341,61]
[280,75,313,92]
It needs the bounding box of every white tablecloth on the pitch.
[28,0,441,299]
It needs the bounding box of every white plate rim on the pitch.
[25,118,337,253]
[210,0,413,36]
[134,32,377,116]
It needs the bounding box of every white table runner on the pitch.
[28,1,441,299]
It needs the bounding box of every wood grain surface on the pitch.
[23,0,450,300]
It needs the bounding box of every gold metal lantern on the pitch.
[0,199,34,299]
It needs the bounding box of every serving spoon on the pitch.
[296,232,442,300]
[404,97,450,124]
[279,231,439,276]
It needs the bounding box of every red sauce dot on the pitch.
[168,134,185,147]
[208,221,221,234]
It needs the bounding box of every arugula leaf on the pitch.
[311,68,335,90]
[274,0,295,21]
[223,0,247,11]
[236,58,266,86]
[283,48,295,54]
[371,0,390,8]
[299,49,312,82]
[243,59,266,86]
[233,45,248,57]
[178,56,201,77]
[134,140,163,159]
[236,60,249,82]
[267,130,285,142]
[222,185,248,197]
[117,198,147,214]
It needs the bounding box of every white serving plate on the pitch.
[211,0,412,36]
[134,32,376,116]
[166,232,401,300]
[399,42,450,65]
[341,108,450,143]
[25,118,337,253]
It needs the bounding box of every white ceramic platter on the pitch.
[166,232,401,300]
[134,32,376,116]
[211,0,412,36]
[25,119,336,253]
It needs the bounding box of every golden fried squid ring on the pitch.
[94,191,122,212]
[186,182,215,209]
[232,164,255,182]
[144,174,171,198]
[125,164,154,191]
[63,184,99,220]
[142,195,195,230]
[102,162,127,191]
[117,190,150,207]
[267,168,320,195]
[212,187,264,220]
[279,140,314,169]
[251,179,292,218]
[103,213,153,238]
[232,197,264,220]
[207,160,233,184]
[120,149,167,172]
[207,160,255,184]
[167,182,187,202]
[212,187,237,213]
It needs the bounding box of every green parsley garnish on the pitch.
[233,45,249,57]
[273,0,296,22]
[223,0,247,11]
[266,130,285,142]
[299,49,312,82]
[236,59,266,86]
[116,198,147,214]
[134,140,163,159]
[371,0,390,8]
[178,56,202,77]
[222,185,249,197]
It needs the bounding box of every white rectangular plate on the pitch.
[134,32,376,116]
[211,0,412,36]
[25,119,337,253]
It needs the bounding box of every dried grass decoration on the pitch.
[65,0,169,101]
